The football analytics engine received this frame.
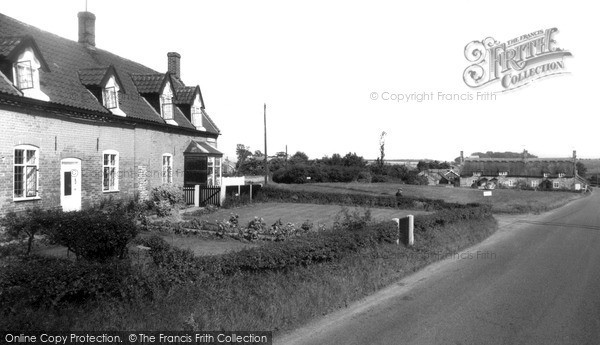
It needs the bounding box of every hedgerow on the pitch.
[254,185,473,211]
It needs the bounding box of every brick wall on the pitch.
[0,107,212,215]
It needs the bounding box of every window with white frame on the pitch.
[214,157,222,186]
[102,150,119,191]
[508,180,514,187]
[531,180,538,188]
[103,86,118,109]
[161,95,173,120]
[558,173,565,178]
[162,154,173,184]
[14,145,39,199]
[207,157,214,186]
[553,181,559,189]
[15,61,34,90]
[543,173,549,178]
[191,106,202,128]
[499,171,508,177]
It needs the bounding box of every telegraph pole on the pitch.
[264,103,268,185]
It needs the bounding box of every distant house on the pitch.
[0,11,223,214]
[459,151,588,191]
[418,169,460,186]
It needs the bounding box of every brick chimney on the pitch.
[167,52,181,79]
[78,12,96,48]
[460,151,464,164]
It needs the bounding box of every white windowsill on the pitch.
[13,196,41,202]
[103,190,120,193]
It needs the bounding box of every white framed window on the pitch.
[102,150,119,192]
[15,61,34,90]
[531,180,538,188]
[161,95,173,120]
[207,157,214,186]
[543,173,549,178]
[14,145,39,199]
[499,171,508,177]
[191,106,202,128]
[553,181,559,189]
[103,86,118,109]
[508,180,514,187]
[215,157,222,186]
[162,154,173,184]
[558,173,565,178]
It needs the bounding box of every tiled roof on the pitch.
[461,159,576,177]
[175,86,196,104]
[131,73,166,94]
[78,67,109,86]
[0,72,20,95]
[0,36,22,57]
[184,140,223,156]
[0,12,219,134]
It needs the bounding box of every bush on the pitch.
[45,209,138,262]
[150,184,185,216]
[1,208,61,254]
[0,256,142,311]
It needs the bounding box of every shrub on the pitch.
[1,208,61,254]
[45,209,138,262]
[150,184,185,216]
[0,256,142,311]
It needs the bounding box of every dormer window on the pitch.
[79,66,126,116]
[499,171,508,177]
[15,61,34,89]
[103,86,117,109]
[543,173,549,178]
[4,37,51,101]
[473,172,481,177]
[558,173,565,178]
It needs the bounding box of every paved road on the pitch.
[276,192,600,345]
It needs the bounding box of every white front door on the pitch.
[60,158,82,211]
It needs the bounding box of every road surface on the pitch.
[276,191,600,345]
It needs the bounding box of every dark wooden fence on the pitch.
[183,185,221,206]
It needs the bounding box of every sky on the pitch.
[2,0,598,161]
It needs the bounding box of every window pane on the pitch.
[104,154,109,166]
[162,104,173,120]
[14,166,24,197]
[103,87,118,109]
[103,167,110,190]
[25,166,37,197]
[14,149,24,165]
[26,150,36,165]
[110,154,116,166]
[109,167,116,189]
[16,61,34,89]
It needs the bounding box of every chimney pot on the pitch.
[167,52,181,79]
[78,12,96,48]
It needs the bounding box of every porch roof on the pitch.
[184,140,223,157]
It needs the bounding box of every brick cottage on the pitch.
[0,11,223,214]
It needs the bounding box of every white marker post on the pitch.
[406,215,414,246]
[394,215,414,246]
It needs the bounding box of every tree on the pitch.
[342,152,366,167]
[290,151,309,164]
[377,131,387,168]
[576,161,587,176]
[235,144,252,170]
[254,150,263,157]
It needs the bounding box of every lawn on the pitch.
[184,202,426,229]
[270,182,586,213]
